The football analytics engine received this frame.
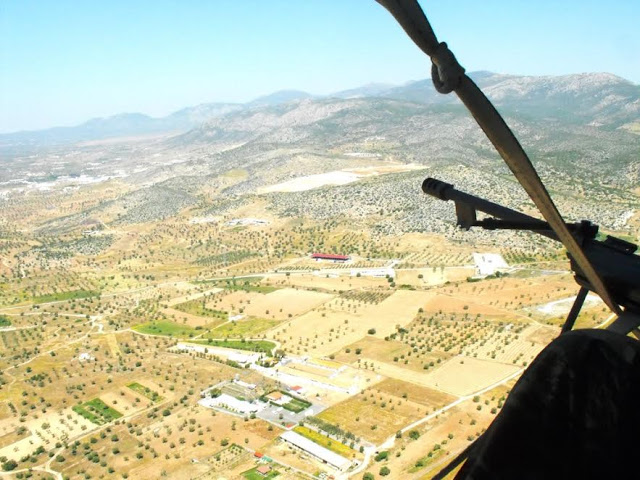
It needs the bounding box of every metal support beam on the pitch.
[607,312,640,336]
[561,287,589,334]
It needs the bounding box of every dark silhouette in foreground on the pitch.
[450,329,640,479]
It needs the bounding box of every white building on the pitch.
[234,379,256,390]
[199,393,263,414]
[228,352,261,366]
[472,253,509,276]
[280,430,351,472]
[350,267,395,278]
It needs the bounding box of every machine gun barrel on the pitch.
[422,177,557,239]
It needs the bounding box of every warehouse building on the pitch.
[280,431,351,472]
[311,253,350,262]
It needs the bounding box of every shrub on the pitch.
[374,451,388,462]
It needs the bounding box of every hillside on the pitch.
[2,71,638,148]
[2,72,638,241]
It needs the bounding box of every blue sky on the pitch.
[1,0,639,133]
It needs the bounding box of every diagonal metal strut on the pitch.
[375,0,621,315]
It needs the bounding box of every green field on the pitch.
[173,299,228,321]
[132,320,199,338]
[199,276,278,294]
[409,448,445,473]
[293,426,354,458]
[194,338,275,354]
[282,395,312,413]
[195,250,258,267]
[0,315,10,327]
[226,283,278,294]
[73,398,122,425]
[208,317,279,337]
[32,289,99,304]
[127,382,163,402]
[262,391,312,413]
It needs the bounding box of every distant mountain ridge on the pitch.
[336,71,640,129]
[1,71,638,148]
[247,90,314,108]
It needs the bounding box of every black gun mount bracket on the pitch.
[422,177,640,335]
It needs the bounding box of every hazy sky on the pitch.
[1,0,639,133]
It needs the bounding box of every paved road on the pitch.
[257,404,306,427]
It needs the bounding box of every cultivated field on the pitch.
[317,381,452,444]
[270,290,433,356]
[419,356,520,396]
[213,287,334,320]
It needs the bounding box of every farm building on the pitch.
[256,465,272,476]
[265,391,291,405]
[280,431,351,472]
[199,393,263,414]
[350,267,395,278]
[311,253,350,263]
[228,352,261,366]
[234,379,256,390]
[265,391,283,402]
[473,253,509,276]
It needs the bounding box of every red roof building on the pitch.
[256,465,272,475]
[266,391,283,401]
[311,253,350,261]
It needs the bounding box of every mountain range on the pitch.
[2,71,638,148]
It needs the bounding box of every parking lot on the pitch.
[257,402,328,427]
